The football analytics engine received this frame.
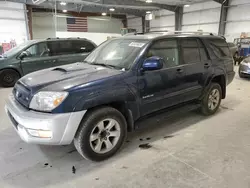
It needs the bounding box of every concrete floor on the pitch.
[1,67,250,188]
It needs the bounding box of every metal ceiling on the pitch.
[2,0,221,16]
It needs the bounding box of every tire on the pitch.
[201,83,222,116]
[0,69,20,87]
[74,107,127,161]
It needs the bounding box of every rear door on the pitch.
[180,38,207,102]
[48,40,95,66]
[20,42,55,75]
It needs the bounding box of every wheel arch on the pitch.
[206,74,226,99]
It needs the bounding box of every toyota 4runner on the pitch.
[5,33,235,161]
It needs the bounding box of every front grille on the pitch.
[7,111,18,128]
[13,82,31,108]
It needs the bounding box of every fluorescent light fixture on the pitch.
[184,4,190,7]
[146,11,151,14]
[102,12,107,16]
[146,0,152,3]
[109,8,115,11]
[60,2,66,5]
[62,9,67,13]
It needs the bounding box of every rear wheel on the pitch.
[0,69,20,87]
[201,83,222,115]
[74,107,127,161]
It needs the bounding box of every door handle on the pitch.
[204,63,210,68]
[52,59,57,63]
[176,68,183,73]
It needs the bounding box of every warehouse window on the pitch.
[181,39,200,64]
[148,39,179,68]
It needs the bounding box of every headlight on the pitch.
[29,91,68,112]
[241,61,250,68]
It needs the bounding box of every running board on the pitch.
[135,102,201,130]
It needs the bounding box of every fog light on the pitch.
[27,129,52,138]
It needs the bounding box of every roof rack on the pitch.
[47,37,60,40]
[67,37,81,39]
[148,30,216,36]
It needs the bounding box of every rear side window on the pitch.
[181,39,200,64]
[208,39,231,58]
[72,40,95,53]
[198,39,209,61]
[47,41,74,56]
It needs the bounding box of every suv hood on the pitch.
[19,63,123,92]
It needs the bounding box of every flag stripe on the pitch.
[66,17,88,32]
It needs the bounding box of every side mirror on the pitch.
[19,51,28,60]
[142,56,164,71]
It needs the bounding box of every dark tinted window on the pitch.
[208,39,231,58]
[72,41,95,53]
[148,39,179,68]
[47,41,69,56]
[181,39,200,64]
[48,40,95,56]
[198,39,209,61]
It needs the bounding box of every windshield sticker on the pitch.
[129,42,146,48]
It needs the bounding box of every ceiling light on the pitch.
[102,12,107,16]
[146,11,151,14]
[60,2,66,5]
[146,0,152,3]
[184,4,190,7]
[109,8,115,12]
[62,9,67,13]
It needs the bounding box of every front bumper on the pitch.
[5,95,86,145]
[239,64,250,76]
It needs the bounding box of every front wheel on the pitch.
[201,83,222,116]
[0,69,20,87]
[74,107,127,161]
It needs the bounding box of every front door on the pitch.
[138,38,186,116]
[20,42,56,75]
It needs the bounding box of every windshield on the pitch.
[2,40,35,58]
[84,38,149,70]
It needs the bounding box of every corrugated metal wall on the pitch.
[32,12,123,39]
[127,16,143,33]
[225,0,250,42]
[150,9,175,31]
[0,1,28,44]
[182,1,221,33]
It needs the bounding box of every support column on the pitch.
[142,16,145,33]
[145,19,150,33]
[218,0,229,36]
[26,5,33,40]
[175,7,183,31]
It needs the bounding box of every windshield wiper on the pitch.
[91,63,119,69]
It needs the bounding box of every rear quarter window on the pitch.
[208,39,231,58]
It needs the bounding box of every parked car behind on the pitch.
[5,33,235,161]
[0,38,96,87]
[239,56,250,77]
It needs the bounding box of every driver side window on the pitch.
[147,39,179,68]
[25,42,50,58]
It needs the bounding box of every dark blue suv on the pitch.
[5,33,235,161]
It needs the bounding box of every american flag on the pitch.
[66,17,88,32]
